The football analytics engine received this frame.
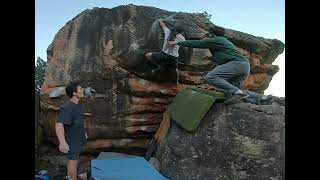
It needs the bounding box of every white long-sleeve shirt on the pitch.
[161,27,185,57]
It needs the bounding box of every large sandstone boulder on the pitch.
[40,5,284,152]
[156,103,285,180]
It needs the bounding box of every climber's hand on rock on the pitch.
[84,87,96,99]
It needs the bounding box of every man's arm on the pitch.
[159,19,167,31]
[55,123,70,153]
[169,39,213,49]
[56,105,72,153]
[165,36,185,51]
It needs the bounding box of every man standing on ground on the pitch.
[55,82,88,179]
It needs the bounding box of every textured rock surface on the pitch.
[40,5,284,152]
[156,103,285,180]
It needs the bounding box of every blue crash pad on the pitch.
[96,152,138,160]
[90,157,169,180]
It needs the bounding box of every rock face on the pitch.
[40,5,284,152]
[156,103,285,180]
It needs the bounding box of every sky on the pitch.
[35,0,285,97]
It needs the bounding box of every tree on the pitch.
[35,57,47,91]
[195,11,213,20]
[201,11,213,20]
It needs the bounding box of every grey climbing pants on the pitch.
[205,60,250,96]
[205,60,263,104]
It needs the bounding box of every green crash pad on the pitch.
[168,87,226,132]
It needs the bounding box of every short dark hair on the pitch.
[209,26,225,36]
[65,82,80,98]
[208,28,215,36]
[175,27,184,34]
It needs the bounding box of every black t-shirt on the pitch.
[57,100,86,152]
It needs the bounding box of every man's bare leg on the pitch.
[145,52,153,61]
[67,160,78,180]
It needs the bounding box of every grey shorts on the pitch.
[67,148,83,160]
[66,142,86,160]
[151,51,178,68]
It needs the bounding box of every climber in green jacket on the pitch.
[168,28,275,105]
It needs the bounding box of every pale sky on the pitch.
[35,0,285,97]
[264,50,285,97]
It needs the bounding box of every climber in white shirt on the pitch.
[142,19,185,77]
